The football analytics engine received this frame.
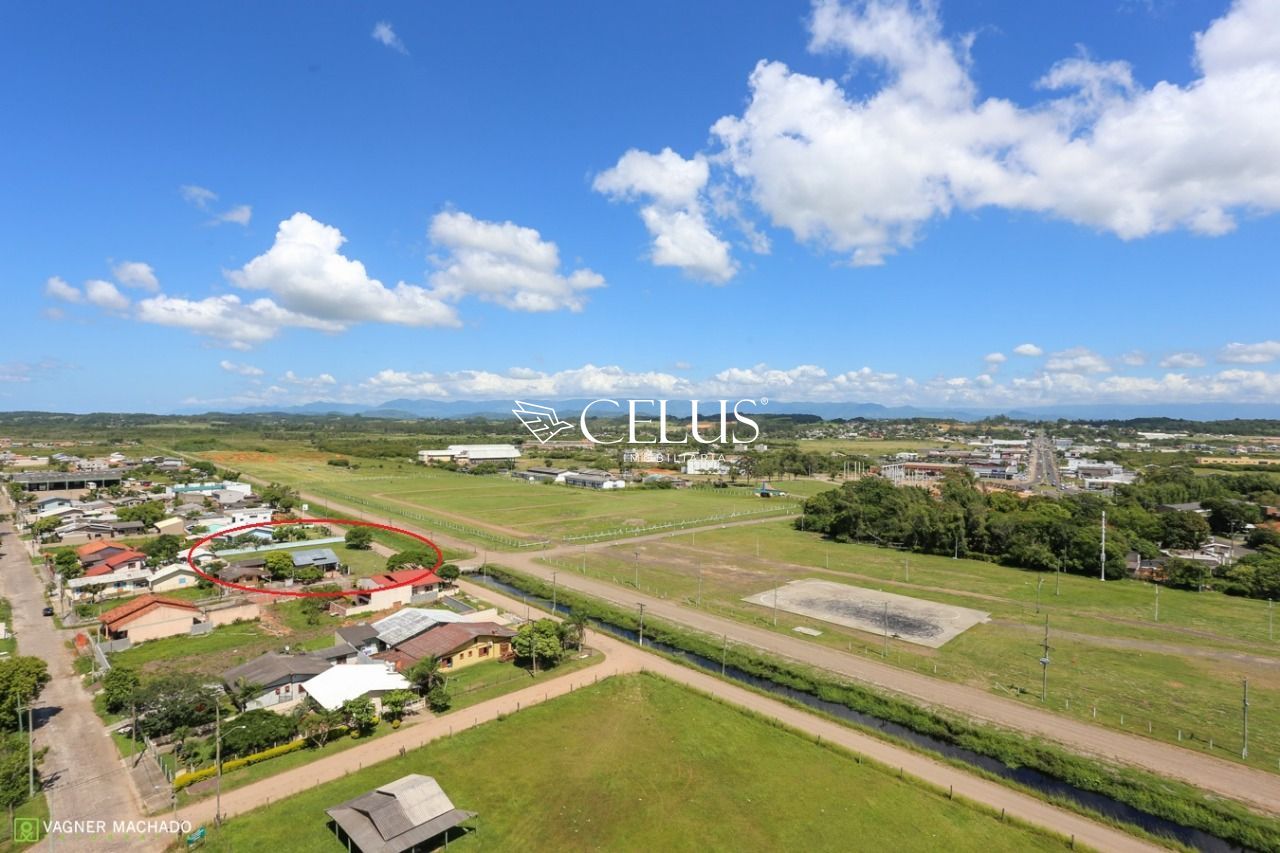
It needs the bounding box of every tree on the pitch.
[0,734,34,819]
[1160,510,1212,550]
[1202,497,1262,536]
[344,527,373,550]
[426,685,451,713]
[299,706,343,748]
[101,667,141,714]
[562,610,589,651]
[228,677,263,711]
[299,586,340,625]
[260,482,299,511]
[438,563,461,582]
[220,709,297,757]
[386,549,436,572]
[0,658,50,731]
[140,534,183,565]
[1165,557,1212,592]
[379,689,416,723]
[135,674,220,739]
[512,619,564,668]
[340,697,378,734]
[406,657,444,694]
[115,500,166,527]
[50,547,81,579]
[29,517,60,541]
[264,551,295,580]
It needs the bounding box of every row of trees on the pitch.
[799,467,1280,598]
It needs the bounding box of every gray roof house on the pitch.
[326,774,476,853]
[222,652,331,711]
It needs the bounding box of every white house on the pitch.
[149,563,202,593]
[300,663,410,712]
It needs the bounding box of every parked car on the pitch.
[41,606,54,617]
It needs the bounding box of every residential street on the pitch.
[287,481,1280,817]
[0,495,158,852]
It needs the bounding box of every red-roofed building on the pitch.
[77,539,129,565]
[330,569,445,618]
[99,595,201,643]
[375,622,515,672]
[83,549,147,577]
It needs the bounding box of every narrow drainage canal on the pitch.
[474,574,1246,852]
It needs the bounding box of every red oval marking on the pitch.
[185,517,442,599]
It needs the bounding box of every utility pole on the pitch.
[904,558,909,583]
[1242,678,1250,760]
[1055,559,1061,596]
[1269,599,1274,642]
[1154,584,1160,622]
[637,603,646,647]
[551,572,558,614]
[1036,576,1044,614]
[215,701,222,826]
[721,633,728,675]
[633,549,640,590]
[581,546,586,575]
[1039,616,1051,702]
[1099,510,1107,582]
[883,602,890,658]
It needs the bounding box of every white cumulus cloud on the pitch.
[219,360,265,377]
[1219,340,1280,364]
[606,0,1280,267]
[112,261,159,291]
[84,280,130,313]
[229,212,460,328]
[428,211,605,312]
[1159,352,1206,369]
[1013,343,1043,357]
[44,276,82,303]
[594,148,738,283]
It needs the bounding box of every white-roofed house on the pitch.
[300,663,411,712]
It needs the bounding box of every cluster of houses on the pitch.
[61,539,205,603]
[221,606,516,714]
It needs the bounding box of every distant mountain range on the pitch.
[219,398,1280,422]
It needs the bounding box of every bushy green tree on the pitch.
[0,658,50,731]
[344,527,373,550]
[101,666,141,714]
[220,709,297,757]
[512,619,564,668]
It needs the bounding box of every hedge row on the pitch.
[482,564,1280,852]
[173,736,317,790]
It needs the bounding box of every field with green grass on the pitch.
[798,437,959,457]
[201,673,1068,852]
[200,449,806,544]
[543,519,1280,774]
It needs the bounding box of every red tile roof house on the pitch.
[330,569,445,618]
[99,595,202,643]
[76,539,131,565]
[375,622,516,673]
[83,549,148,578]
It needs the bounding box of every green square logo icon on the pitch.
[12,817,41,844]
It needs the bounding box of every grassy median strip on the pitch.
[481,564,1279,852]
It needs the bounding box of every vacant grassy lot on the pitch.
[107,617,326,677]
[545,519,1280,773]
[202,449,803,544]
[202,674,1066,852]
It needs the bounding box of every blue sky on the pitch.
[2,0,1279,412]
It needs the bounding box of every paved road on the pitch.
[286,482,1280,817]
[180,577,1162,852]
[0,496,159,852]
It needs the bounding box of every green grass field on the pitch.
[544,520,1280,773]
[201,449,806,544]
[201,673,1067,852]
[0,793,48,851]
